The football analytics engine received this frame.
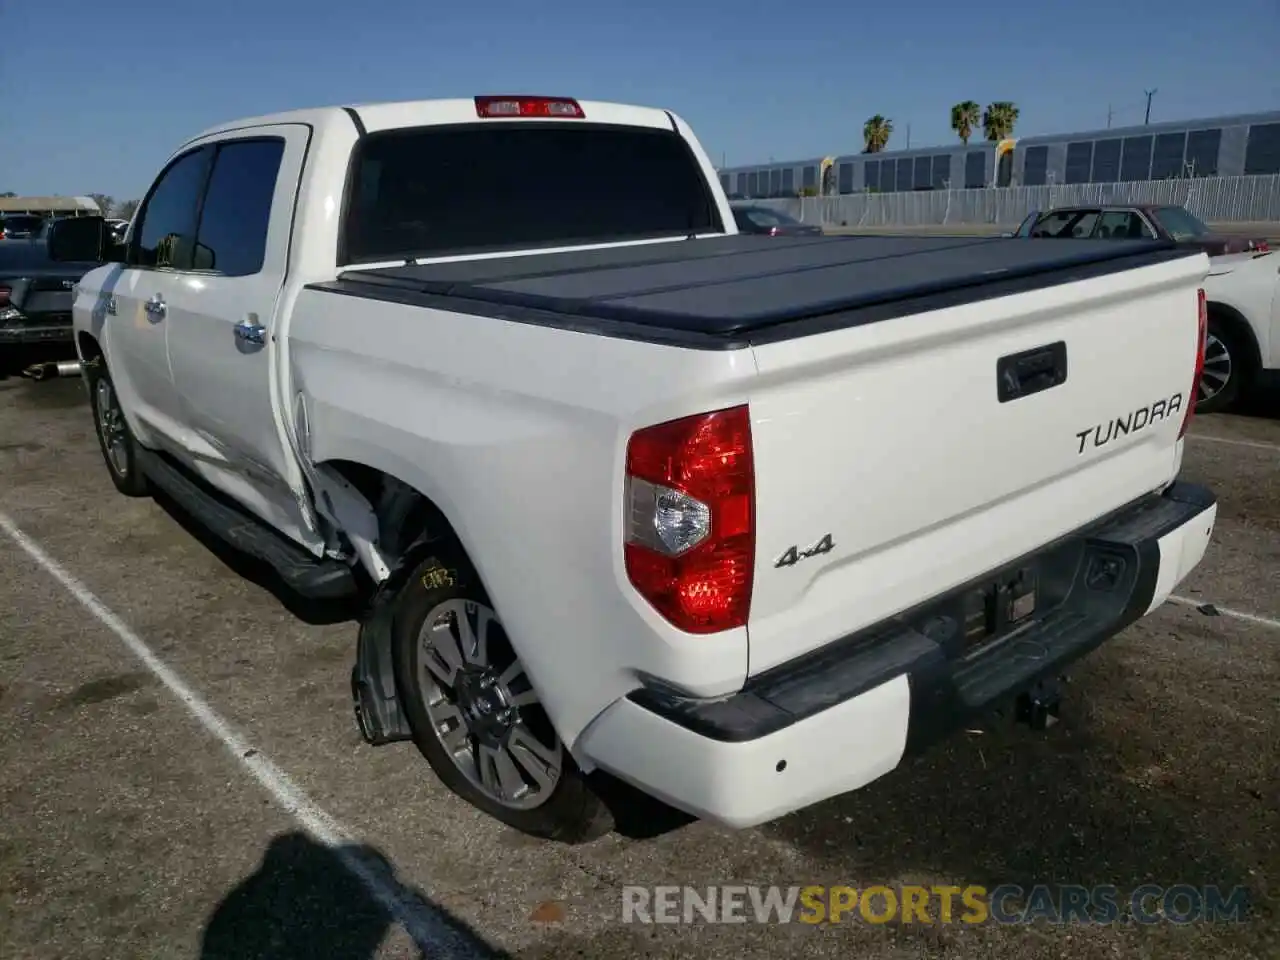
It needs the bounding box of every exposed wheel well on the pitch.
[1205,301,1261,374]
[321,459,460,563]
[324,459,472,749]
[78,332,103,361]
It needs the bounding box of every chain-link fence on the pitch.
[749,174,1280,228]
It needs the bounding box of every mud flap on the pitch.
[350,530,447,746]
[352,587,412,745]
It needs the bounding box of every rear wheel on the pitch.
[391,545,612,843]
[87,360,149,496]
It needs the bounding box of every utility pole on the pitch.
[905,124,911,149]
[1106,104,1113,128]
[1143,88,1157,125]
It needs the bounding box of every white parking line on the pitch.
[0,509,495,960]
[1169,594,1280,630]
[1186,433,1280,454]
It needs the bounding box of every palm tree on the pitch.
[950,101,981,145]
[863,115,893,153]
[982,102,1020,142]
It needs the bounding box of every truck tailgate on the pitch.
[744,251,1208,674]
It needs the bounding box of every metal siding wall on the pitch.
[748,174,1280,226]
[1046,143,1068,184]
[1219,126,1250,177]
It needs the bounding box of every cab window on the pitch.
[131,147,212,270]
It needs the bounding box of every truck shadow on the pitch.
[148,490,365,627]
[200,831,509,959]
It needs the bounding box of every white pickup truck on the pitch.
[47,95,1219,843]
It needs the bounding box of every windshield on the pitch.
[1153,206,1210,240]
[736,207,798,228]
[341,122,723,263]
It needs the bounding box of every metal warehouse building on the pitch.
[719,110,1280,199]
[0,196,103,217]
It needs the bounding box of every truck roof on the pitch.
[189,97,680,144]
[321,233,1197,349]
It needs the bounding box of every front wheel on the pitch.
[87,360,149,497]
[391,546,612,843]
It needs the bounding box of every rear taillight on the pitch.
[1257,240,1270,252]
[474,95,585,119]
[1180,288,1207,438]
[0,286,9,308]
[624,405,755,634]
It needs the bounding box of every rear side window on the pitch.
[341,122,722,264]
[194,139,285,276]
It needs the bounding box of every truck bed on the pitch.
[313,234,1193,349]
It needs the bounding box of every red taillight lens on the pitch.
[0,285,10,307]
[1181,288,1207,438]
[624,405,755,634]
[1257,240,1270,252]
[474,95,585,119]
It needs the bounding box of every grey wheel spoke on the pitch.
[424,620,464,685]
[498,661,539,707]
[488,742,529,803]
[459,603,494,667]
[479,743,528,801]
[507,726,561,792]
[435,703,470,755]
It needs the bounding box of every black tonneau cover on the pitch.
[315,233,1192,349]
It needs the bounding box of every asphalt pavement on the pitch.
[1,366,1277,959]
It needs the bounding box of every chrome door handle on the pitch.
[234,318,267,345]
[144,294,166,319]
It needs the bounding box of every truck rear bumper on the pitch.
[576,481,1217,828]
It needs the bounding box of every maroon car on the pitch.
[1011,204,1270,256]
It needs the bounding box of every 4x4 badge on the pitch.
[774,533,835,568]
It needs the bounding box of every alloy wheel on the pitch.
[415,598,563,810]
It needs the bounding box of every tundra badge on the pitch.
[1076,393,1184,455]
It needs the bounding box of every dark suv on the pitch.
[0,214,47,240]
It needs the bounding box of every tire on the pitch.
[1196,317,1253,415]
[391,544,612,843]
[86,359,149,497]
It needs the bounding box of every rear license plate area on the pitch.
[961,566,1038,652]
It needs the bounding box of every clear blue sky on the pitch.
[3,0,1277,200]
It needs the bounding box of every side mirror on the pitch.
[46,216,116,263]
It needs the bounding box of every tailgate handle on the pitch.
[997,341,1067,403]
